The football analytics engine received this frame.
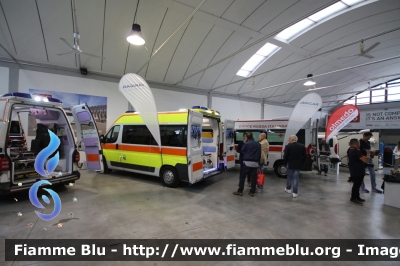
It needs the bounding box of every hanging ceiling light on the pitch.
[127,24,145,45]
[304,74,316,86]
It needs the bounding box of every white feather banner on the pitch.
[282,93,322,149]
[118,73,161,147]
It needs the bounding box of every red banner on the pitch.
[325,105,359,141]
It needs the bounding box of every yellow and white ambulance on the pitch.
[100,106,235,187]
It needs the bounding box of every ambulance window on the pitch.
[105,125,120,143]
[122,125,156,145]
[190,125,201,148]
[160,125,187,147]
[226,129,234,145]
[267,130,285,145]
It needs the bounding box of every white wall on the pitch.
[18,70,127,130]
[264,104,292,119]
[151,87,207,112]
[212,97,261,120]
[0,66,9,95]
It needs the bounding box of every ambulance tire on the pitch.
[161,166,180,188]
[274,161,287,178]
[103,156,111,174]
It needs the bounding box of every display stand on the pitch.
[328,162,340,175]
[384,181,400,209]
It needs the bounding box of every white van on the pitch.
[234,119,313,178]
[234,119,338,177]
[0,92,103,194]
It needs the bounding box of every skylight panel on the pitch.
[274,0,375,43]
[236,69,251,78]
[256,43,279,56]
[341,0,365,6]
[275,18,314,41]
[236,42,281,77]
[241,54,265,71]
[308,2,347,22]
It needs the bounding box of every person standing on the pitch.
[347,138,370,205]
[258,132,269,190]
[283,135,307,198]
[317,138,331,176]
[393,141,400,170]
[359,132,382,193]
[237,133,252,186]
[233,132,261,197]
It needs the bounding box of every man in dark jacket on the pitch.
[347,138,370,205]
[233,132,261,197]
[317,138,331,176]
[237,133,251,184]
[283,135,307,198]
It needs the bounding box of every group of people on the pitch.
[233,130,391,204]
[345,132,386,205]
[234,132,307,198]
[234,132,269,197]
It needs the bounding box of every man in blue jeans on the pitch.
[283,135,307,198]
[359,132,382,193]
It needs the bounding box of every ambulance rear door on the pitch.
[311,119,320,172]
[187,110,203,184]
[71,104,104,172]
[223,119,235,169]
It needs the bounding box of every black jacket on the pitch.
[237,141,245,163]
[242,138,261,162]
[283,142,307,170]
[319,142,331,155]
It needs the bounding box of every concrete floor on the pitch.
[1,167,399,266]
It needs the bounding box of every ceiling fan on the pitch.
[57,32,105,60]
[338,40,380,59]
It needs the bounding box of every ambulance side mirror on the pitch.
[100,135,105,143]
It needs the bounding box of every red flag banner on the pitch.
[325,105,360,141]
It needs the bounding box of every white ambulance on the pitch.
[0,92,103,194]
[234,119,340,177]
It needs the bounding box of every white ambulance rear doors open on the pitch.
[187,110,203,184]
[71,104,103,172]
[223,119,235,169]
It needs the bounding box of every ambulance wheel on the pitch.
[161,167,180,188]
[103,156,111,174]
[274,162,287,178]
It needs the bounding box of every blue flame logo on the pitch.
[34,130,60,177]
[30,130,62,221]
[29,180,62,221]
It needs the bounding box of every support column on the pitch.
[207,92,212,109]
[261,99,265,119]
[8,64,19,93]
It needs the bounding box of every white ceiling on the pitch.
[0,0,399,110]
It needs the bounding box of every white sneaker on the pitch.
[293,193,298,198]
[284,188,291,194]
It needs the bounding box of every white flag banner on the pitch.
[282,93,322,149]
[119,73,161,147]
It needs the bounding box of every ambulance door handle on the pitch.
[119,154,126,160]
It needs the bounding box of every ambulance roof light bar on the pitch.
[2,92,32,99]
[2,93,62,104]
[192,106,208,110]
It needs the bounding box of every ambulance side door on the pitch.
[223,119,235,169]
[71,104,104,172]
[187,111,203,183]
